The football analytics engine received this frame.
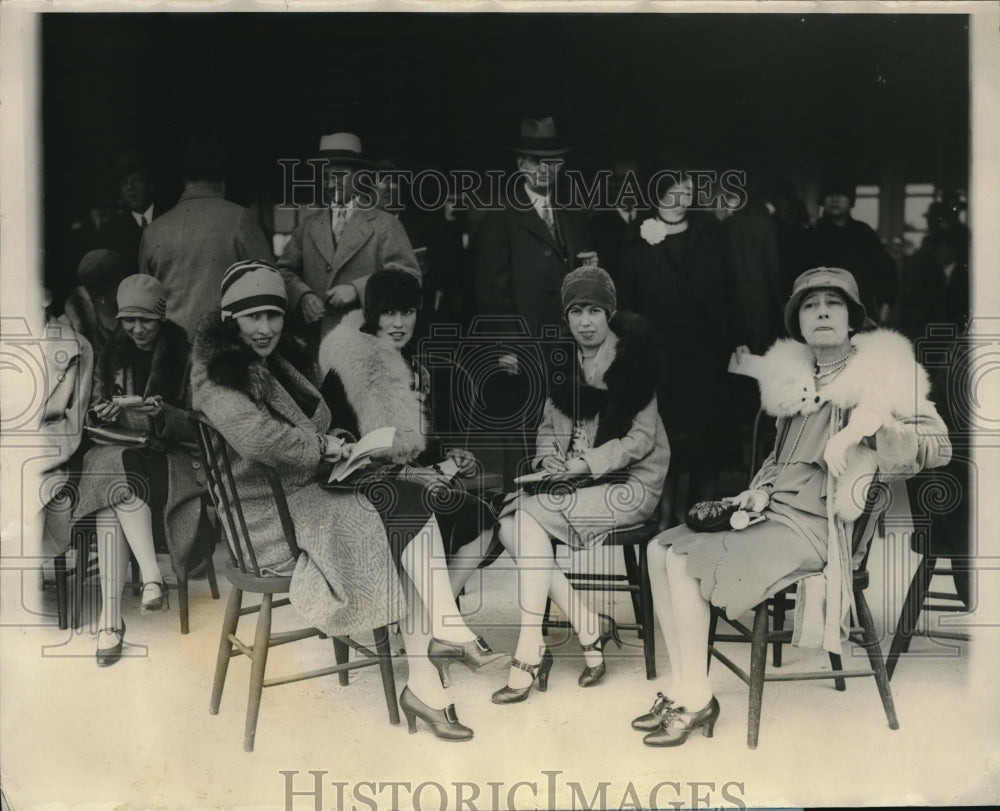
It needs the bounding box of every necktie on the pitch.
[140,214,148,230]
[332,207,348,245]
[540,201,559,243]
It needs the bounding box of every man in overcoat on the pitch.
[277,132,419,347]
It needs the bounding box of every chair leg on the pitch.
[621,545,644,638]
[855,589,899,731]
[130,556,141,596]
[772,592,788,668]
[210,586,242,716]
[72,525,90,630]
[747,603,770,749]
[333,637,351,685]
[374,625,400,725]
[828,652,846,691]
[707,609,719,673]
[176,574,190,634]
[205,554,221,600]
[886,554,935,681]
[639,541,656,679]
[542,596,553,636]
[54,553,68,630]
[244,593,274,752]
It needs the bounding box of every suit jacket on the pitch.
[589,208,637,282]
[139,185,273,337]
[473,180,592,335]
[99,204,165,277]
[277,205,419,330]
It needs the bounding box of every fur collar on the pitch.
[98,319,189,402]
[192,312,315,405]
[318,309,427,463]
[548,311,659,446]
[757,329,931,421]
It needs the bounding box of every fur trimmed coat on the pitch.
[738,328,951,651]
[73,321,207,577]
[504,312,671,548]
[190,314,405,636]
[318,310,432,465]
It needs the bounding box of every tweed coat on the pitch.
[277,205,419,334]
[190,314,405,636]
[138,185,274,337]
[503,312,671,548]
[472,179,592,336]
[73,321,207,576]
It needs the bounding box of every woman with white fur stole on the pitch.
[633,267,952,748]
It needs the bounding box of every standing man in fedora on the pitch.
[277,132,419,346]
[472,117,593,487]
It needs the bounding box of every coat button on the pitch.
[544,250,552,257]
[192,461,201,470]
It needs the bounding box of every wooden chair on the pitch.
[542,520,660,680]
[191,411,399,752]
[707,478,898,748]
[53,499,219,634]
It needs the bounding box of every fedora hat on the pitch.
[318,132,373,167]
[510,117,571,157]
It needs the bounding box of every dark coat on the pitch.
[98,203,165,277]
[588,209,638,283]
[617,212,736,469]
[73,321,207,577]
[472,179,592,335]
[812,214,898,316]
[190,315,405,636]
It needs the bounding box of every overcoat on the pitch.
[277,206,419,332]
[190,315,405,636]
[73,320,207,576]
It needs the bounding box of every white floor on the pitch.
[1,527,997,810]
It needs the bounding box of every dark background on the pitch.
[41,12,969,287]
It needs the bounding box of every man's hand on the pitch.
[300,292,326,324]
[326,284,359,308]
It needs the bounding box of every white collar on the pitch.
[132,203,154,226]
[523,182,549,210]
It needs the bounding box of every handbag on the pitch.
[686,500,766,532]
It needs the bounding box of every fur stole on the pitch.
[548,311,659,446]
[757,329,931,422]
[192,312,316,405]
[98,319,190,403]
[318,310,428,464]
[754,329,933,521]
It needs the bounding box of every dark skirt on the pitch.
[354,476,500,568]
[121,449,169,552]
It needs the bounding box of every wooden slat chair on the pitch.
[707,478,899,748]
[542,520,660,680]
[191,411,399,752]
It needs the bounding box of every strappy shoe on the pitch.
[631,692,676,731]
[578,613,623,687]
[427,636,510,687]
[491,649,554,704]
[96,620,126,668]
[398,686,473,741]
[140,581,170,614]
[642,696,720,747]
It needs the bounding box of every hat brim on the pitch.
[116,307,164,320]
[318,150,374,167]
[510,138,572,157]
[784,285,867,341]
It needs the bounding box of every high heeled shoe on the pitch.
[398,686,473,741]
[578,613,623,687]
[140,581,170,614]
[631,692,676,731]
[491,649,554,704]
[642,696,720,747]
[95,619,126,668]
[427,636,510,687]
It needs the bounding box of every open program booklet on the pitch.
[326,427,396,483]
